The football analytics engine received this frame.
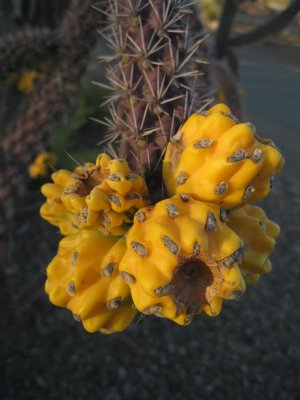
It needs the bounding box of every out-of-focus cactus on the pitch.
[28,152,56,178]
[0,0,98,323]
[0,0,98,231]
[0,27,57,81]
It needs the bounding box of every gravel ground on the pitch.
[2,170,300,400]
[2,41,300,399]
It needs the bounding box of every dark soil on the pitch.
[2,167,300,400]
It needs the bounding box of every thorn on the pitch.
[91,81,114,91]
[64,151,82,166]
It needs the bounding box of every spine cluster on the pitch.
[97,0,209,177]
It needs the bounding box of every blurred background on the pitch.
[1,1,300,399]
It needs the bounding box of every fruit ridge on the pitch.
[120,195,246,325]
[45,230,137,333]
[163,103,285,209]
[40,153,150,235]
[227,205,280,284]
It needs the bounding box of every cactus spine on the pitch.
[98,0,209,185]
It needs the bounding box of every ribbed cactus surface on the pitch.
[98,0,209,179]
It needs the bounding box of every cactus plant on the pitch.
[37,0,285,333]
[97,0,209,182]
[0,27,57,82]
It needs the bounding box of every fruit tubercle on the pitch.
[45,231,137,333]
[119,195,247,326]
[163,103,285,209]
[227,205,280,285]
[40,153,150,236]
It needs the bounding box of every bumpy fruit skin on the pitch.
[40,153,150,235]
[227,205,280,284]
[45,230,137,333]
[119,195,245,326]
[163,103,284,209]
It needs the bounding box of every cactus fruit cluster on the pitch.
[40,1,284,333]
[41,154,150,236]
[41,105,284,333]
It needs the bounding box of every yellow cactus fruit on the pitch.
[119,195,246,326]
[45,230,137,333]
[163,103,284,209]
[17,70,40,93]
[28,152,56,178]
[227,205,280,284]
[40,153,150,235]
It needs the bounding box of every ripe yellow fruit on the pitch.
[119,195,245,325]
[28,152,56,179]
[227,205,280,284]
[17,70,40,93]
[40,153,150,235]
[45,230,137,333]
[163,103,284,209]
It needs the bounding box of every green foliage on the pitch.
[51,85,109,169]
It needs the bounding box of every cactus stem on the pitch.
[97,0,209,175]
